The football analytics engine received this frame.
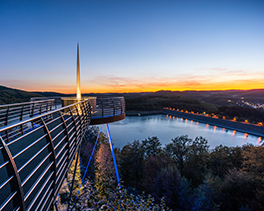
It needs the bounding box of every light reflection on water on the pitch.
[101,114,262,149]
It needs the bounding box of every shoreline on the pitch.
[163,108,264,138]
[126,110,162,116]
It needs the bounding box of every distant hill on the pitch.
[1,84,264,108]
[0,85,44,104]
[125,91,218,113]
[149,90,264,106]
[33,91,70,98]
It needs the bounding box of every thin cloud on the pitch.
[195,68,230,71]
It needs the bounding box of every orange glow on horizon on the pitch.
[23,79,264,94]
[78,79,264,93]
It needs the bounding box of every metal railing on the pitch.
[0,99,91,211]
[0,100,54,127]
[31,97,63,110]
[90,97,125,119]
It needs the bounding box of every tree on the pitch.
[152,165,189,210]
[165,136,209,188]
[165,135,192,172]
[142,136,162,157]
[118,140,145,189]
[95,143,116,196]
[140,154,170,193]
[220,170,263,211]
[191,175,221,211]
[242,145,264,182]
[181,136,209,188]
[209,145,243,179]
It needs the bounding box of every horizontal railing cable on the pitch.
[0,99,54,127]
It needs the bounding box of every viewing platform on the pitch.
[0,96,125,211]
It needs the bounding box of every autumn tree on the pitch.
[95,143,116,196]
[242,145,264,182]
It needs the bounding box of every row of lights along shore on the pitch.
[165,111,262,144]
[165,107,264,126]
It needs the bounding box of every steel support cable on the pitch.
[0,136,25,211]
[106,123,121,189]
[71,126,103,210]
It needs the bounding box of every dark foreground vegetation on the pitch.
[60,126,264,211]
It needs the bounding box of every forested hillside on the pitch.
[125,91,218,113]
[60,126,264,210]
[125,91,264,124]
[0,85,43,104]
[0,85,69,104]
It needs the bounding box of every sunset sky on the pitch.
[0,0,264,93]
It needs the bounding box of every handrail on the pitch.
[0,99,54,108]
[0,99,91,211]
[0,99,88,134]
[90,97,125,119]
[0,99,55,128]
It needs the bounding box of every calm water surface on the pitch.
[101,114,262,149]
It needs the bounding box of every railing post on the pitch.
[20,105,24,121]
[113,99,116,116]
[68,106,78,170]
[31,102,35,117]
[80,101,87,138]
[120,99,123,114]
[74,104,81,148]
[5,107,10,142]
[5,106,9,126]
[50,100,54,111]
[59,111,70,166]
[0,136,25,211]
[100,98,104,118]
[40,102,43,115]
[20,105,25,135]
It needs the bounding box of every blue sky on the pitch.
[0,0,263,93]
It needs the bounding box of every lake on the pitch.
[101,114,262,149]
